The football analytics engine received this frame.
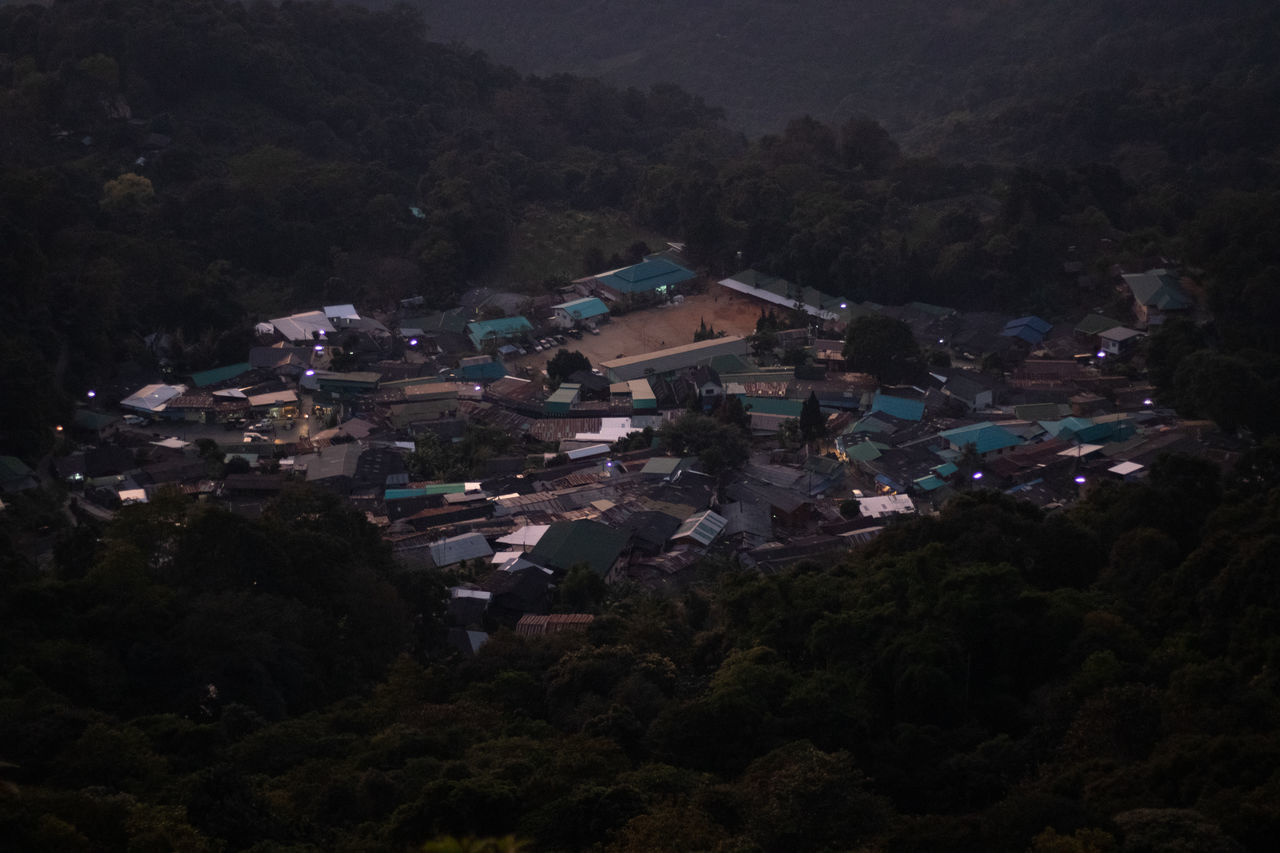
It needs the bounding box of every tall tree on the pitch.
[843,315,921,384]
[799,391,826,442]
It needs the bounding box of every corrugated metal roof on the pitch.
[870,392,924,421]
[671,509,728,545]
[430,532,493,567]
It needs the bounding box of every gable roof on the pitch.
[671,509,729,546]
[429,532,494,568]
[1000,315,1052,344]
[529,519,627,575]
[596,258,696,294]
[870,391,924,421]
[1124,270,1192,310]
[553,297,610,320]
[938,422,1022,454]
[271,310,336,342]
[466,316,533,344]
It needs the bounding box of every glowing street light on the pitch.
[1096,350,1106,359]
[314,344,325,352]
[473,385,482,392]
[1143,398,1154,406]
[408,338,419,346]
[86,390,96,398]
[1074,475,1087,484]
[972,471,983,480]
[305,369,316,376]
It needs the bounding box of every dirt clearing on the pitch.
[506,290,766,374]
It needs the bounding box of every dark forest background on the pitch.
[2,1,1280,849]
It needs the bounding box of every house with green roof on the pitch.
[529,520,627,576]
[1123,269,1192,327]
[189,362,252,388]
[466,316,533,350]
[937,422,1022,458]
[593,258,696,300]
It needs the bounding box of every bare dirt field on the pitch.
[506,290,765,374]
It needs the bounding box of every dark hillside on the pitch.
[391,0,1280,147]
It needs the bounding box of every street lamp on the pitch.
[1074,475,1086,484]
[972,471,983,480]
[87,390,96,398]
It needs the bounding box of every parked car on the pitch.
[122,414,147,425]
[588,326,600,335]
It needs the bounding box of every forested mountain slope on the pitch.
[392,0,1280,147]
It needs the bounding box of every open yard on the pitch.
[505,290,767,375]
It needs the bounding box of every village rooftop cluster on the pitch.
[2,253,1235,654]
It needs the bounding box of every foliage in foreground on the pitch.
[3,453,1280,850]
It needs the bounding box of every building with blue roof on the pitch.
[1000,316,1052,345]
[938,422,1022,458]
[869,392,925,422]
[593,258,696,299]
[466,316,533,350]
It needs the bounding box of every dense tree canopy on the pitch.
[843,314,922,384]
[3,458,1280,849]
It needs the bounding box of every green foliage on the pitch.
[843,314,922,384]
[799,391,826,442]
[545,349,591,386]
[657,412,749,475]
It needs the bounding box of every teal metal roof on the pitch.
[914,474,946,491]
[938,422,1022,454]
[385,483,468,500]
[738,396,804,417]
[190,362,251,387]
[466,316,532,345]
[844,442,883,462]
[457,361,506,382]
[870,392,925,422]
[932,462,959,477]
[555,297,610,320]
[596,258,695,294]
